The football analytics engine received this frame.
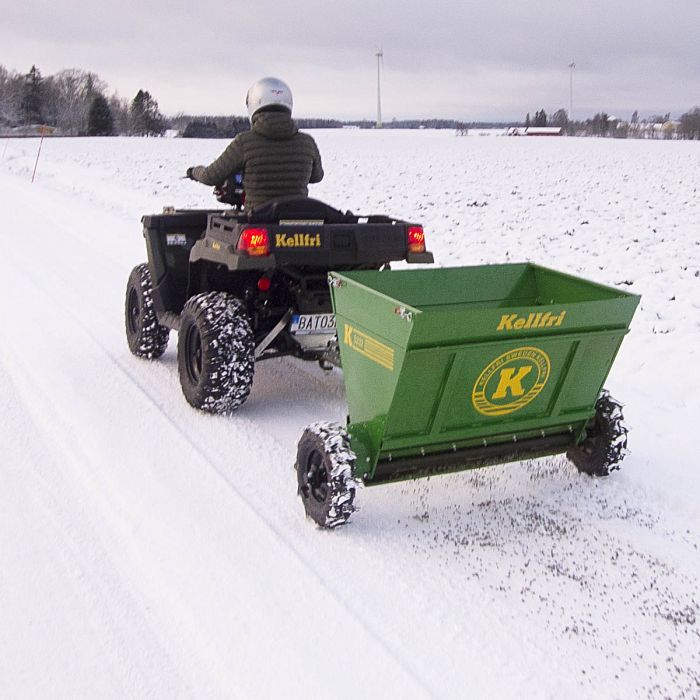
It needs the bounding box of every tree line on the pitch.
[524,107,700,139]
[3,63,698,140]
[169,115,508,136]
[0,64,166,136]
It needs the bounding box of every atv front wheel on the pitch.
[295,422,359,528]
[125,263,170,359]
[177,292,254,413]
[567,391,628,476]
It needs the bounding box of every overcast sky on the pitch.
[2,0,698,121]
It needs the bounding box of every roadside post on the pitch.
[31,125,47,183]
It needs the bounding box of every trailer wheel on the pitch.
[177,292,254,413]
[567,391,628,476]
[295,422,359,528]
[125,263,170,359]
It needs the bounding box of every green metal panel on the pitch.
[329,264,640,481]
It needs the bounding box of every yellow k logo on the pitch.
[491,366,532,399]
[472,347,550,417]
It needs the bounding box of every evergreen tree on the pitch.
[182,119,219,138]
[129,89,165,136]
[87,94,114,135]
[21,65,45,124]
[533,109,547,127]
[525,112,531,127]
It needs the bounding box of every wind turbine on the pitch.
[569,60,576,121]
[376,49,383,129]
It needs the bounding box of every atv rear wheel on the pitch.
[177,292,254,413]
[567,391,628,476]
[295,422,358,528]
[125,263,170,359]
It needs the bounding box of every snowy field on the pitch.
[1,131,698,699]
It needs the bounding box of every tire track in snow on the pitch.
[0,176,436,697]
[2,260,434,698]
[0,358,203,699]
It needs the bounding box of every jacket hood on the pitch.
[251,111,298,140]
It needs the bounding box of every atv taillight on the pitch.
[407,226,426,253]
[238,227,270,256]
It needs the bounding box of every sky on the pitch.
[1,0,698,121]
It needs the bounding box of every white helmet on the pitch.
[245,77,293,119]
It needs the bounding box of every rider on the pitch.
[186,77,324,212]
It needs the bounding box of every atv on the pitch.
[125,181,433,413]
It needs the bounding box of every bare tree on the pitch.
[109,94,130,135]
[550,109,569,128]
[678,108,700,140]
[0,65,23,125]
[49,69,108,134]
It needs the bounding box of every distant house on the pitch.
[526,126,563,136]
[507,126,563,136]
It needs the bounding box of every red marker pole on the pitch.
[31,125,47,183]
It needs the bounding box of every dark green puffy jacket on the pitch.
[190,111,323,211]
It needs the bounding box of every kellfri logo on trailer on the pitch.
[472,346,551,416]
[497,310,566,332]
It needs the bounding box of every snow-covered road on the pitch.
[1,133,698,698]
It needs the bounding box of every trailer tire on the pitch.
[177,292,254,413]
[295,422,359,528]
[567,391,628,477]
[125,263,170,359]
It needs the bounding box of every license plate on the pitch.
[166,233,188,246]
[290,313,336,335]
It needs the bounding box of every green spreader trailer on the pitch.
[295,263,640,528]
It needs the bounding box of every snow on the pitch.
[1,132,698,698]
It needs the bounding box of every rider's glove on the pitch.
[186,167,195,180]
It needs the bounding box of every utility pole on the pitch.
[376,49,383,129]
[568,60,576,121]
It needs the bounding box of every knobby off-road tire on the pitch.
[567,391,628,477]
[177,292,254,413]
[295,422,360,528]
[125,263,170,359]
